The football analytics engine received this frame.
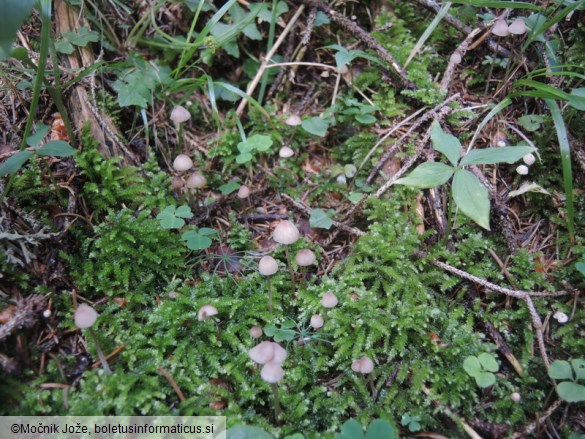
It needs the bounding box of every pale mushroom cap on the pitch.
[508,18,527,35]
[285,114,302,126]
[237,185,251,199]
[516,165,529,175]
[173,154,193,172]
[249,341,275,364]
[74,304,98,329]
[295,249,316,267]
[171,176,184,190]
[450,52,462,64]
[261,361,284,383]
[271,343,287,364]
[259,256,278,276]
[321,291,338,308]
[198,304,218,321]
[492,19,509,37]
[249,326,263,339]
[511,392,522,402]
[273,220,300,245]
[185,173,207,189]
[279,146,294,158]
[351,356,374,374]
[310,314,324,329]
[171,105,191,125]
[523,154,536,166]
[553,311,569,323]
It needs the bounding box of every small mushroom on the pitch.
[516,165,529,175]
[553,311,569,324]
[198,304,218,321]
[171,176,184,190]
[523,154,536,166]
[170,106,191,126]
[508,18,527,35]
[259,256,278,276]
[310,314,324,329]
[261,361,284,383]
[249,326,263,339]
[295,249,315,267]
[492,19,510,37]
[285,115,302,126]
[273,220,299,245]
[511,392,522,402]
[185,173,207,189]
[321,291,338,308]
[351,356,374,374]
[279,146,294,158]
[450,52,462,64]
[237,185,251,199]
[74,304,98,329]
[173,154,193,172]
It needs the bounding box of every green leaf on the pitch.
[284,435,304,439]
[181,230,213,251]
[263,324,277,337]
[156,206,186,229]
[310,208,334,230]
[448,0,542,10]
[280,319,296,329]
[355,114,377,124]
[474,371,496,388]
[478,353,499,372]
[62,26,99,47]
[246,134,273,152]
[114,59,172,108]
[198,227,217,236]
[236,152,253,164]
[174,205,194,219]
[302,117,330,137]
[394,162,454,189]
[431,121,461,166]
[0,151,33,176]
[452,169,490,230]
[508,182,550,197]
[365,419,397,439]
[0,0,36,60]
[348,192,365,204]
[227,425,274,439]
[55,40,75,54]
[572,359,585,381]
[340,419,364,439]
[460,146,536,166]
[36,140,77,157]
[518,114,545,132]
[463,356,481,376]
[27,123,50,147]
[272,328,297,342]
[219,181,241,195]
[344,164,357,178]
[556,381,585,403]
[549,360,574,380]
[576,262,585,276]
[569,87,585,111]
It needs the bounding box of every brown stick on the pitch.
[158,366,186,402]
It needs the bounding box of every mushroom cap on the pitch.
[321,291,338,308]
[516,165,529,175]
[237,185,251,199]
[74,304,98,329]
[170,105,191,125]
[261,361,284,383]
[259,256,278,276]
[523,153,536,166]
[285,114,302,126]
[492,19,509,37]
[310,314,324,329]
[249,326,263,339]
[171,176,184,190]
[271,342,287,363]
[173,154,193,172]
[511,392,522,402]
[553,311,569,324]
[508,18,527,35]
[198,304,218,321]
[249,341,275,364]
[295,249,316,267]
[450,52,462,64]
[273,220,300,245]
[351,356,374,374]
[185,173,207,189]
[279,146,294,158]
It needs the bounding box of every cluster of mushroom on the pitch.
[172,154,207,191]
[248,341,288,384]
[516,153,536,176]
[491,17,527,37]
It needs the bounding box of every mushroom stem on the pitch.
[284,245,295,293]
[271,383,282,424]
[177,124,184,154]
[87,328,112,374]
[267,277,273,313]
